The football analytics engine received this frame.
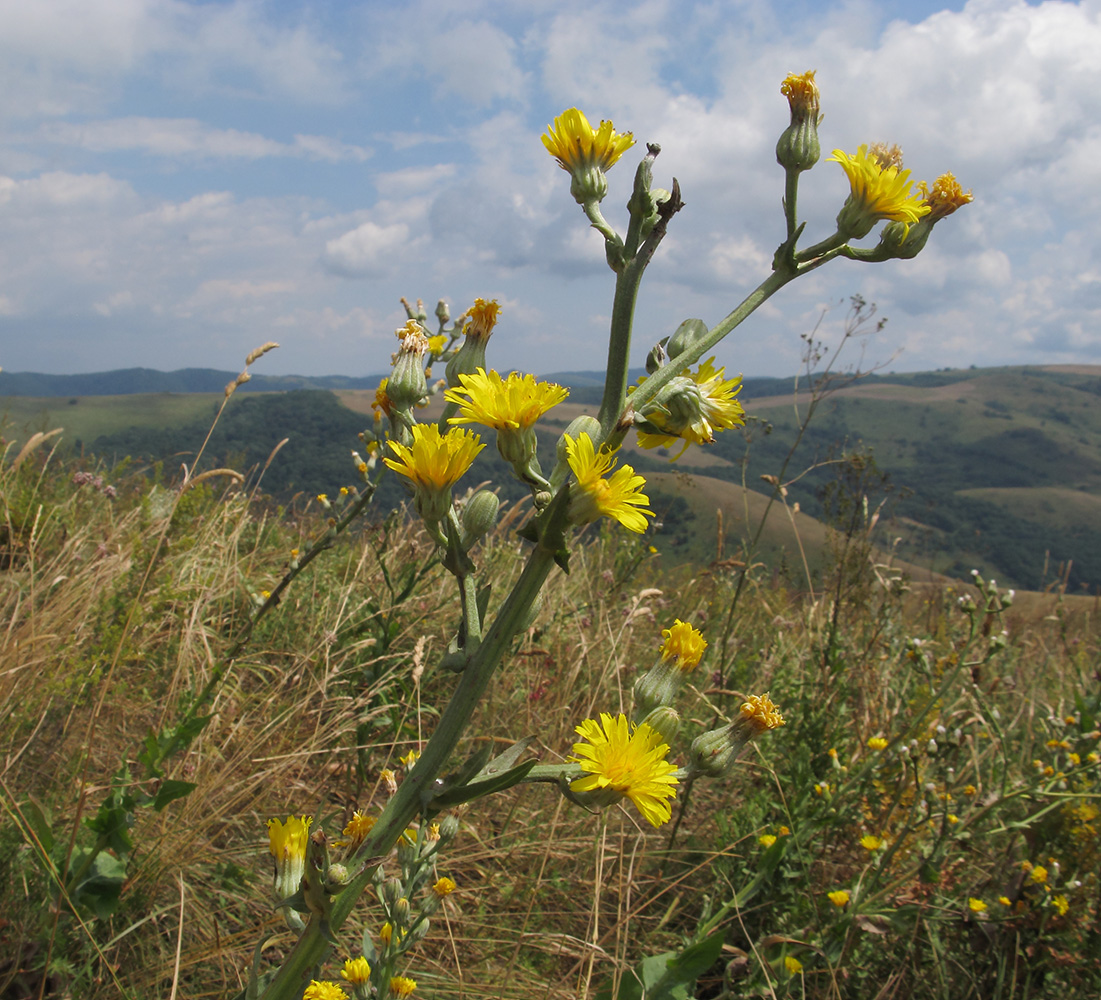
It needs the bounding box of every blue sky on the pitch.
[1,0,1099,380]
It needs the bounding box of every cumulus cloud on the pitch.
[38,118,371,163]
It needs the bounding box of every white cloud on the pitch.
[322,220,418,278]
[37,118,370,163]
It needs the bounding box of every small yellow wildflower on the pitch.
[383,424,485,523]
[564,433,652,534]
[341,957,372,986]
[542,108,634,204]
[860,835,883,851]
[446,368,568,432]
[303,982,348,1000]
[867,737,889,751]
[635,358,745,455]
[780,70,820,118]
[399,749,419,769]
[828,747,838,759]
[1030,865,1048,884]
[427,334,447,355]
[963,784,977,796]
[342,811,376,848]
[947,814,959,825]
[829,143,929,240]
[759,834,778,848]
[290,548,300,558]
[1068,752,1081,766]
[316,493,328,504]
[1089,752,1100,764]
[389,976,417,998]
[432,876,457,897]
[827,890,850,908]
[268,816,311,898]
[372,378,393,421]
[784,956,803,975]
[998,896,1012,906]
[1052,894,1069,916]
[569,713,679,827]
[968,898,987,914]
[814,782,831,796]
[659,619,708,671]
[778,825,790,836]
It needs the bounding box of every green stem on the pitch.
[628,269,795,420]
[795,230,848,264]
[597,256,648,440]
[784,168,800,243]
[258,503,568,998]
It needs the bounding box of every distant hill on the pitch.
[0,367,388,397]
[4,363,1100,591]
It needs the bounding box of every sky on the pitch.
[0,0,1099,380]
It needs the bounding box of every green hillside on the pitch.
[4,364,1099,590]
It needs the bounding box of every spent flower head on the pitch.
[829,143,929,240]
[777,70,821,172]
[569,712,679,826]
[688,693,785,778]
[543,107,635,205]
[384,424,485,524]
[564,432,652,533]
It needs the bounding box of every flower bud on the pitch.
[665,318,709,360]
[776,71,821,173]
[633,660,684,715]
[393,896,412,928]
[461,489,500,545]
[639,705,681,746]
[551,415,601,489]
[688,693,785,779]
[435,299,450,325]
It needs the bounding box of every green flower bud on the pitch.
[381,877,404,907]
[461,489,500,545]
[435,298,450,325]
[639,705,681,746]
[551,415,601,489]
[633,660,684,715]
[438,815,460,845]
[393,896,412,928]
[388,321,430,413]
[666,318,708,360]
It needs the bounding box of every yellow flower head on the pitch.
[968,897,987,914]
[432,876,457,898]
[784,956,803,975]
[427,334,448,355]
[268,815,311,863]
[759,834,778,848]
[564,432,653,534]
[389,975,417,998]
[400,749,419,769]
[1052,894,1069,915]
[569,712,679,827]
[463,298,500,343]
[781,70,820,118]
[860,834,883,851]
[660,619,708,671]
[1030,865,1048,884]
[740,692,785,733]
[829,143,930,240]
[341,957,372,986]
[918,172,973,221]
[383,423,485,523]
[304,981,348,1000]
[867,736,889,751]
[542,108,634,203]
[446,368,568,431]
[342,811,376,848]
[827,889,850,908]
[372,379,392,421]
[635,359,745,455]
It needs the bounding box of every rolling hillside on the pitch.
[3,364,1099,589]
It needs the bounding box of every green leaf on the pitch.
[23,797,54,854]
[153,779,198,811]
[70,849,128,919]
[428,760,538,809]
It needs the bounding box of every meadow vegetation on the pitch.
[2,431,1099,999]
